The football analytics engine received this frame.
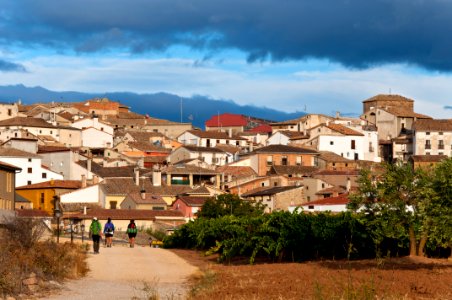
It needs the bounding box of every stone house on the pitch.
[242,185,305,213]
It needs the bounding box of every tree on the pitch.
[196,193,265,219]
[349,162,434,257]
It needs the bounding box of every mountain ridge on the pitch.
[0,84,306,128]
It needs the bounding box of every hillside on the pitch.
[0,85,305,128]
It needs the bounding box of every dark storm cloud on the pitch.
[3,0,452,70]
[0,59,26,72]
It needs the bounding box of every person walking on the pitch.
[103,217,115,247]
[89,217,102,254]
[126,219,138,248]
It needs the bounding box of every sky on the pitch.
[0,0,452,118]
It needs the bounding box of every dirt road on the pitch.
[47,243,198,300]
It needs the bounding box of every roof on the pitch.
[326,124,364,136]
[410,155,448,163]
[253,144,318,154]
[163,164,218,175]
[382,107,431,119]
[16,180,82,190]
[214,144,241,154]
[318,151,356,163]
[101,178,194,196]
[38,145,71,153]
[275,131,309,140]
[185,130,246,140]
[126,192,167,205]
[77,160,150,178]
[270,165,319,176]
[128,141,171,153]
[0,117,56,128]
[71,208,184,220]
[126,131,165,141]
[302,194,350,206]
[16,209,51,218]
[205,113,248,127]
[216,165,257,178]
[363,94,414,103]
[176,196,210,207]
[315,186,346,195]
[15,193,31,203]
[182,145,225,153]
[314,170,360,176]
[247,124,273,133]
[413,119,452,132]
[0,147,40,158]
[242,186,301,197]
[0,161,22,171]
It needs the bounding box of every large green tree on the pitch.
[349,162,438,257]
[196,193,265,219]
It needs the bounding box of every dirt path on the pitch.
[47,243,198,300]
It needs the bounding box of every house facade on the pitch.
[0,161,21,211]
[413,119,452,157]
[177,130,247,148]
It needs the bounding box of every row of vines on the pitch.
[164,211,412,263]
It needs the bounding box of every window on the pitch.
[330,141,334,145]
[426,132,430,135]
[42,173,47,179]
[27,181,31,185]
[40,193,44,204]
[425,140,431,149]
[101,127,104,131]
[274,182,278,186]
[439,132,443,135]
[266,156,273,166]
[28,158,32,162]
[27,168,32,173]
[307,197,311,201]
[351,140,356,150]
[50,130,53,134]
[7,109,12,116]
[110,201,117,209]
[308,205,314,209]
[439,140,444,149]
[321,183,325,188]
[296,156,302,166]
[236,141,239,146]
[281,156,288,165]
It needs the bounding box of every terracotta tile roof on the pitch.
[242,186,301,197]
[382,107,431,119]
[314,170,360,176]
[214,145,241,153]
[216,166,257,178]
[16,209,51,218]
[315,186,346,195]
[205,113,248,127]
[16,180,82,190]
[270,165,319,176]
[77,160,150,178]
[38,145,71,153]
[60,203,101,213]
[101,178,194,196]
[117,112,145,119]
[363,94,414,103]
[253,144,318,154]
[182,145,225,153]
[277,131,309,139]
[104,117,147,127]
[318,151,355,163]
[302,194,350,206]
[176,196,210,207]
[146,116,181,125]
[410,155,448,163]
[247,124,273,133]
[0,117,56,128]
[0,147,40,158]
[183,186,211,195]
[72,208,184,220]
[326,124,364,136]
[163,164,218,175]
[73,98,120,113]
[143,156,167,163]
[186,130,246,140]
[413,119,452,131]
[126,192,167,205]
[57,111,74,121]
[126,131,165,142]
[128,141,172,153]
[0,161,21,171]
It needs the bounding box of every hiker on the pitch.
[103,217,115,247]
[89,217,102,254]
[126,219,138,248]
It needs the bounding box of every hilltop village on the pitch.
[0,94,451,231]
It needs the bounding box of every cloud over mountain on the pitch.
[0,59,26,72]
[2,0,452,71]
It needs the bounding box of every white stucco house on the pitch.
[59,184,104,207]
[177,130,247,148]
[0,148,63,187]
[168,145,234,166]
[289,194,350,213]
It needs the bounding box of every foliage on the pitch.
[349,159,452,257]
[196,193,265,219]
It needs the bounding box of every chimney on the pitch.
[135,169,140,186]
[93,175,99,185]
[83,206,87,215]
[81,174,87,188]
[228,128,232,138]
[50,179,54,185]
[87,159,92,179]
[140,190,146,200]
[153,166,162,187]
[346,177,351,192]
[336,111,340,119]
[249,141,254,152]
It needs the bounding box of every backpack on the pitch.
[105,222,114,234]
[127,223,137,234]
[90,221,101,235]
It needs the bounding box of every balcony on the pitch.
[425,144,431,150]
[438,144,445,150]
